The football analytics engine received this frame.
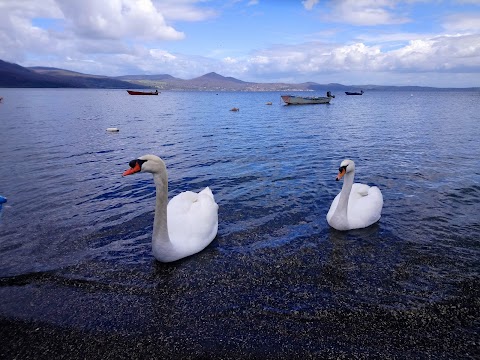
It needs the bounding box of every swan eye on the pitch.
[339,165,347,172]
[129,159,147,169]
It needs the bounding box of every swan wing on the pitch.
[351,183,370,198]
[167,188,219,253]
[348,184,383,229]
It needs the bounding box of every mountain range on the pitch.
[1,59,478,92]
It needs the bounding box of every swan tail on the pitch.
[355,186,383,227]
[199,186,215,201]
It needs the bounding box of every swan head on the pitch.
[123,154,166,176]
[336,159,355,181]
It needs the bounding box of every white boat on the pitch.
[281,91,335,105]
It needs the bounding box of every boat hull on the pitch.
[345,91,363,95]
[127,90,159,95]
[281,95,331,105]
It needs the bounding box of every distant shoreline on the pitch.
[1,59,478,91]
[1,87,479,92]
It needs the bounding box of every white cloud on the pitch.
[243,42,380,76]
[442,13,480,32]
[325,0,411,26]
[249,55,271,65]
[55,0,184,41]
[302,0,319,11]
[150,49,177,61]
[154,0,218,21]
[0,0,62,18]
[385,34,480,71]
[223,57,238,64]
[0,1,63,61]
[239,32,480,81]
[0,0,217,74]
[0,0,479,87]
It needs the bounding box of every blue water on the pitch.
[0,89,479,358]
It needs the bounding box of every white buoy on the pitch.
[106,127,119,132]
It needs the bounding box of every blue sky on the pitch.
[1,0,479,87]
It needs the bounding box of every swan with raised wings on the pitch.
[123,155,218,262]
[327,159,383,231]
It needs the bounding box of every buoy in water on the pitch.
[0,195,7,204]
[106,127,119,132]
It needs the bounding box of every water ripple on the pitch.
[0,90,479,354]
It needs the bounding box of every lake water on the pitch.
[0,88,479,358]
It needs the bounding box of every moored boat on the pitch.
[345,90,364,95]
[127,90,159,95]
[281,91,335,105]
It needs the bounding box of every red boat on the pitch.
[127,90,159,95]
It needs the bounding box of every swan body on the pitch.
[326,159,383,231]
[123,155,218,262]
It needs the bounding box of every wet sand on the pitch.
[1,276,478,359]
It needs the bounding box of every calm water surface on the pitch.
[0,89,479,358]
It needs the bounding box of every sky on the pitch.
[1,0,479,87]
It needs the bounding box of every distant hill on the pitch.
[1,58,478,91]
[169,72,251,90]
[0,60,141,88]
[27,66,139,89]
[0,60,74,87]
[29,66,104,78]
[114,73,182,89]
[198,72,247,83]
[191,72,248,85]
[115,74,178,81]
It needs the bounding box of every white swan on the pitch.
[123,155,218,262]
[326,159,383,231]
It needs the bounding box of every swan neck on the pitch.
[152,172,171,247]
[337,171,354,214]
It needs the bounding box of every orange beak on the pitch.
[336,168,346,181]
[123,162,141,176]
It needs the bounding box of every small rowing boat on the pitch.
[281,91,335,105]
[345,90,364,95]
[127,90,159,95]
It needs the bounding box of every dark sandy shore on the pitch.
[1,277,478,360]
[1,230,479,360]
[1,217,479,359]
